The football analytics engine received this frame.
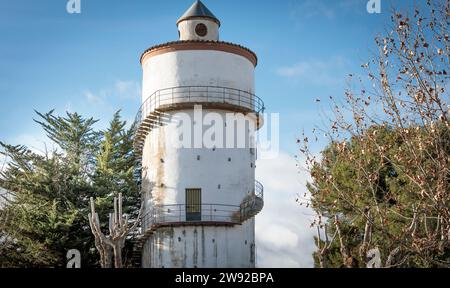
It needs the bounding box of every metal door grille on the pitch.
[186,189,202,221]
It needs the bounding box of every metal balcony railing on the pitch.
[132,86,265,155]
[135,86,265,129]
[254,180,264,200]
[240,180,265,222]
[141,204,241,231]
[140,180,264,234]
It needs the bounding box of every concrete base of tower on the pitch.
[141,219,256,268]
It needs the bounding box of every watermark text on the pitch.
[66,0,81,14]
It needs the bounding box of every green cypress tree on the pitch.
[0,110,139,267]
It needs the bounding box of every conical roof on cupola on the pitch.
[177,0,220,26]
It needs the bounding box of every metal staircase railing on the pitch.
[129,163,264,267]
[133,180,264,246]
[132,86,265,156]
[129,84,266,267]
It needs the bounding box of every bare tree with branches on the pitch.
[89,193,143,268]
[299,1,449,268]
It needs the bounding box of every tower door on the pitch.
[186,189,202,221]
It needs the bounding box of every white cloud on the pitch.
[115,80,141,100]
[255,151,316,268]
[290,0,336,20]
[84,80,141,105]
[276,56,350,86]
[84,90,105,105]
[12,133,52,155]
[289,0,366,23]
[0,154,8,173]
[0,133,54,174]
[337,0,369,15]
[257,225,299,250]
[0,187,14,208]
[64,101,74,113]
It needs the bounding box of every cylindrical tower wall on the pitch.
[139,46,258,268]
[141,49,255,100]
[141,109,257,210]
[142,220,255,268]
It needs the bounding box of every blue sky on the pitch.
[0,0,421,267]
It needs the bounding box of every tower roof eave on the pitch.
[139,40,257,67]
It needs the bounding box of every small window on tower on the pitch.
[195,23,208,37]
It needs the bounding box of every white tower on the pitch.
[134,0,264,268]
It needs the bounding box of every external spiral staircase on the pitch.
[128,85,265,267]
[129,180,264,267]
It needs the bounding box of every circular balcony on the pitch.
[139,180,264,239]
[141,203,241,231]
[133,86,265,156]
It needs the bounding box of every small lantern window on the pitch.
[195,23,208,37]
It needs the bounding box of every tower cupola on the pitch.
[177,0,220,41]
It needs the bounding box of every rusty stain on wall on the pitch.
[153,127,166,204]
[193,228,199,267]
[169,227,183,267]
[183,235,187,267]
[201,226,206,266]
[213,232,218,267]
